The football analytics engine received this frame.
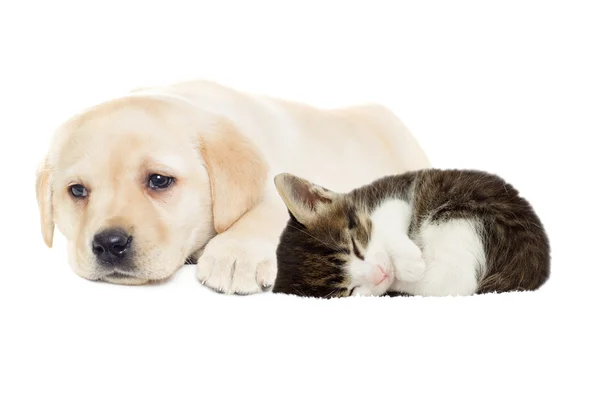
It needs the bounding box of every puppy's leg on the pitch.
[196,196,287,294]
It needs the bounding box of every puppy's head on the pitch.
[36,95,267,284]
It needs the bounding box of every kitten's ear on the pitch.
[274,173,338,225]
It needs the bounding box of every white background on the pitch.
[1,0,598,399]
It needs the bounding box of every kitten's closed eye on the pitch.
[351,238,364,260]
[348,212,358,230]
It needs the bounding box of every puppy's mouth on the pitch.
[99,270,148,285]
[106,271,132,279]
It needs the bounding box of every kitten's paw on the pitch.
[196,234,277,295]
[393,251,427,283]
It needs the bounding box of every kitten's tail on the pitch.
[477,218,551,295]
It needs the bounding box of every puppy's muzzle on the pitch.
[92,228,132,267]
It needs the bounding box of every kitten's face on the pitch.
[273,174,395,298]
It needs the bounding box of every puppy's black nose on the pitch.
[92,229,132,265]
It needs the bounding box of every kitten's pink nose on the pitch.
[374,264,389,286]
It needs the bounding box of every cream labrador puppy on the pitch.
[36,80,430,294]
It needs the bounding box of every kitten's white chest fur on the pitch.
[355,199,487,296]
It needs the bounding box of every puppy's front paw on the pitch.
[392,249,427,283]
[196,234,277,295]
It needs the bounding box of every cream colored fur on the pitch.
[36,79,430,293]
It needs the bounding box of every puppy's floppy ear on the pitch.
[274,173,338,225]
[199,120,268,234]
[35,157,54,247]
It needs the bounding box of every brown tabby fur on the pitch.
[273,169,551,298]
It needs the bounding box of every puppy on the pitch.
[36,80,430,293]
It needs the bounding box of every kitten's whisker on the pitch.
[324,287,341,299]
[287,223,345,253]
[292,286,307,297]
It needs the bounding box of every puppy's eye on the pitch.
[69,184,88,198]
[148,174,174,190]
[351,238,364,260]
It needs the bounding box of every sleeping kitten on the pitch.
[272,169,550,298]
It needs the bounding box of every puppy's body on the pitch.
[36,80,430,293]
[136,80,428,190]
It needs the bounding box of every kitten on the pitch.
[272,169,550,298]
